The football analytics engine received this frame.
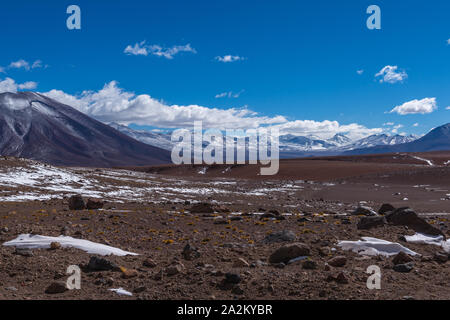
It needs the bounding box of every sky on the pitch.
[0,0,449,140]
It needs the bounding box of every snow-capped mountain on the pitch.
[108,122,174,151]
[337,134,418,151]
[0,92,171,167]
[345,124,450,155]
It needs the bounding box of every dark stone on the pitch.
[262,230,296,244]
[45,282,68,294]
[182,243,200,261]
[352,206,378,216]
[269,243,310,264]
[68,195,85,210]
[357,216,386,230]
[378,203,395,215]
[392,251,413,265]
[86,256,119,271]
[86,198,104,210]
[224,273,241,284]
[393,262,414,273]
[386,207,444,237]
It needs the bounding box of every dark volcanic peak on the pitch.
[0,91,171,167]
[345,123,450,155]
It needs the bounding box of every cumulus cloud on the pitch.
[215,55,245,63]
[356,70,364,75]
[391,124,404,134]
[124,41,196,59]
[0,77,38,93]
[5,59,45,71]
[389,97,438,115]
[41,81,382,141]
[43,81,285,129]
[272,120,383,141]
[447,39,450,45]
[413,123,419,127]
[446,106,450,110]
[9,59,30,70]
[375,65,408,84]
[215,90,244,99]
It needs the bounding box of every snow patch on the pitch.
[3,234,138,256]
[337,237,419,256]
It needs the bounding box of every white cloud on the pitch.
[375,65,408,84]
[446,106,450,110]
[413,123,419,127]
[41,81,382,141]
[0,77,38,93]
[383,122,394,126]
[9,59,30,70]
[389,97,437,115]
[43,81,285,129]
[124,41,196,59]
[272,120,383,141]
[356,70,364,75]
[18,81,38,90]
[215,55,245,63]
[215,90,244,99]
[447,39,450,45]
[391,124,404,134]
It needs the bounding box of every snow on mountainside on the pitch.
[110,122,419,154]
[108,122,174,151]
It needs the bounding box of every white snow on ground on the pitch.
[3,234,138,256]
[410,155,434,166]
[109,288,133,296]
[338,237,419,256]
[404,233,450,254]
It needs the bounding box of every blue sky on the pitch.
[0,0,449,139]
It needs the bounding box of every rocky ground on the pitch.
[0,155,449,300]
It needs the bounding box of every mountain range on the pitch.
[0,91,448,167]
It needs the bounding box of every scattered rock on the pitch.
[121,267,138,279]
[224,273,241,284]
[385,207,444,237]
[86,256,119,272]
[233,258,250,268]
[357,216,386,230]
[269,243,310,264]
[392,251,413,265]
[352,206,378,216]
[49,242,62,250]
[143,258,157,268]
[393,262,414,273]
[302,259,317,270]
[378,203,395,215]
[45,282,68,294]
[335,272,349,284]
[166,262,185,276]
[434,252,448,263]
[182,243,200,261]
[213,217,229,225]
[328,256,347,267]
[14,248,34,257]
[68,195,85,210]
[262,230,296,243]
[86,198,104,210]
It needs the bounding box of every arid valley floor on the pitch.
[0,151,449,300]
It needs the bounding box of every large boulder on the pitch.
[262,230,296,243]
[269,243,310,264]
[86,198,104,210]
[68,195,85,210]
[385,207,444,237]
[378,203,395,215]
[352,206,378,216]
[357,216,386,230]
